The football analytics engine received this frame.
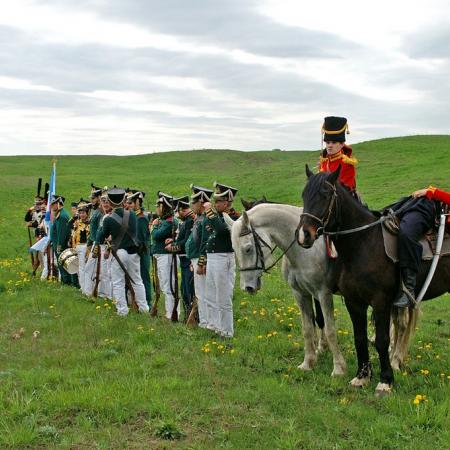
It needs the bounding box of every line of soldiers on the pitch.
[26,180,241,338]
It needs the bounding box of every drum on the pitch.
[58,248,79,274]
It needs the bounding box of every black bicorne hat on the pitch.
[126,188,145,202]
[190,184,213,203]
[213,182,238,202]
[107,187,126,206]
[322,116,349,143]
[51,194,65,205]
[156,191,173,209]
[173,195,190,210]
[90,183,103,198]
[77,198,92,211]
[71,201,78,208]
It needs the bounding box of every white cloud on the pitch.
[0,0,448,155]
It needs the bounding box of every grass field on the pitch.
[0,136,449,449]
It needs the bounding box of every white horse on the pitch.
[226,203,347,377]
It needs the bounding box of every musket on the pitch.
[91,244,102,298]
[169,215,180,322]
[170,253,180,322]
[27,227,36,269]
[110,246,139,312]
[150,255,160,317]
[186,296,199,327]
[46,242,52,280]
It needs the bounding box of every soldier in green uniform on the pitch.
[50,194,73,285]
[166,195,195,320]
[185,185,213,328]
[202,182,240,337]
[96,187,149,316]
[151,191,180,319]
[84,184,103,296]
[126,189,152,308]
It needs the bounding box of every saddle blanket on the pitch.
[382,226,450,263]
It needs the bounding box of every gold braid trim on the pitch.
[427,185,437,195]
[341,154,358,167]
[322,123,349,134]
[71,221,90,247]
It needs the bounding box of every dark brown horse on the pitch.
[298,166,450,396]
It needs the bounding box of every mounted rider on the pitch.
[393,185,450,308]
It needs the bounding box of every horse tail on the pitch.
[390,306,421,370]
[401,306,421,356]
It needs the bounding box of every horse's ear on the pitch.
[327,166,341,185]
[241,198,251,211]
[305,164,314,178]
[242,210,250,228]
[262,195,267,202]
[222,212,235,231]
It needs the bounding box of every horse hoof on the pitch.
[331,368,345,377]
[349,376,370,388]
[298,361,313,371]
[375,383,392,397]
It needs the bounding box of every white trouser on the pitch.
[84,245,108,296]
[76,244,87,293]
[205,253,236,337]
[99,247,112,299]
[39,250,48,280]
[84,248,97,296]
[110,249,149,316]
[154,253,180,319]
[191,258,207,328]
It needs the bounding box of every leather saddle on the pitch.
[382,223,450,263]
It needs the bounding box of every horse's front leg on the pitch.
[345,299,371,387]
[373,304,394,396]
[293,290,317,371]
[318,292,346,377]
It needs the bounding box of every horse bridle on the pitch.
[238,224,276,272]
[238,222,299,273]
[300,180,338,236]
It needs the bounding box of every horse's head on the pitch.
[230,209,273,294]
[298,164,341,248]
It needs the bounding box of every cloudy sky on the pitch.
[0,0,449,155]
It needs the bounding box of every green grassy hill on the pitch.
[0,136,449,449]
